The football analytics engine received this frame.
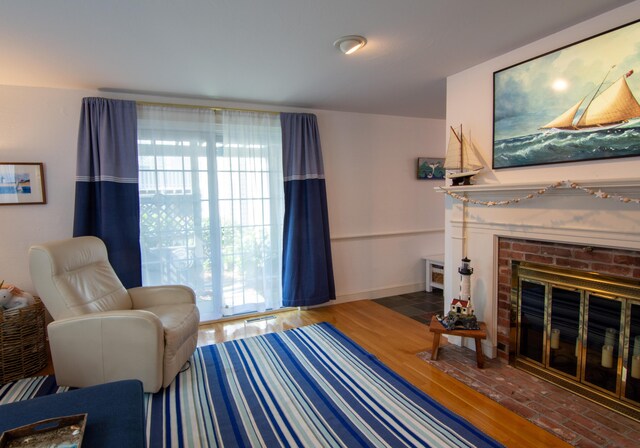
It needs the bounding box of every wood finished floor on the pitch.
[197,300,570,447]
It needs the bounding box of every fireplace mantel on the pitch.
[437,177,640,195]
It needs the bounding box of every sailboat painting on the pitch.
[493,19,640,169]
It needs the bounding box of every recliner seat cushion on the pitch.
[140,303,200,387]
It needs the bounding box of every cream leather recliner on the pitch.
[29,236,200,393]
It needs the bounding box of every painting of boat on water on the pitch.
[0,163,46,205]
[493,19,640,169]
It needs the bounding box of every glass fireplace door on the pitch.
[518,280,546,364]
[583,294,624,395]
[623,301,640,405]
[548,287,582,379]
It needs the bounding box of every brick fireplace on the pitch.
[441,179,640,421]
[441,179,640,359]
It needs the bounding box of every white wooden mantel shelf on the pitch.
[435,178,640,196]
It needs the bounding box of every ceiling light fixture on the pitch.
[333,35,367,55]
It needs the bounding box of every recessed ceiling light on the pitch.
[333,35,367,55]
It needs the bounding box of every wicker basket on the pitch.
[0,297,47,384]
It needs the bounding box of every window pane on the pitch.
[262,173,270,199]
[246,172,262,199]
[231,172,240,198]
[219,200,232,226]
[139,171,156,193]
[218,172,232,199]
[217,155,230,171]
[233,200,242,227]
[199,172,209,200]
[139,155,155,170]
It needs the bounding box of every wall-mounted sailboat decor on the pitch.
[493,19,640,169]
[443,125,483,185]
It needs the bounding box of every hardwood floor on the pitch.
[198,300,570,448]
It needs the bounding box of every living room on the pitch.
[2,1,640,447]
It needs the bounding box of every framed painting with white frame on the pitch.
[493,19,640,169]
[0,162,46,205]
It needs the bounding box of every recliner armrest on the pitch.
[128,285,196,309]
[47,310,165,392]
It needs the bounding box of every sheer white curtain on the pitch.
[218,110,284,316]
[137,105,283,321]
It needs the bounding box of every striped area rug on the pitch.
[0,323,502,447]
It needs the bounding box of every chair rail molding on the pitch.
[331,227,444,242]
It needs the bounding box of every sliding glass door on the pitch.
[137,106,283,321]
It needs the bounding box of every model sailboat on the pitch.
[443,125,483,186]
[541,69,640,131]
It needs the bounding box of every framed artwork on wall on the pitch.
[417,158,445,180]
[493,19,640,169]
[0,162,46,205]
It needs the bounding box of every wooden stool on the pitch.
[429,316,487,368]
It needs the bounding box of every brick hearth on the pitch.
[496,238,640,361]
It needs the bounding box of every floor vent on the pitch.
[245,315,277,323]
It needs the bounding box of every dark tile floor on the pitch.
[372,290,444,324]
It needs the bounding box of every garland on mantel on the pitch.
[439,180,640,206]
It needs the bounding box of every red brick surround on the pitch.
[496,238,640,360]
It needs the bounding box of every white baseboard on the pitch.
[298,283,427,311]
[334,282,425,304]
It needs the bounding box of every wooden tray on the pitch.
[0,413,86,447]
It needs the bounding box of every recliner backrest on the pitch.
[29,236,133,320]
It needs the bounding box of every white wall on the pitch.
[443,0,640,355]
[0,86,89,290]
[317,111,445,300]
[0,85,445,302]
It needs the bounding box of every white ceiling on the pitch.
[0,0,634,118]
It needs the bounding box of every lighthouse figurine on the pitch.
[441,257,479,330]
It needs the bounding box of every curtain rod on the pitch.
[135,100,281,115]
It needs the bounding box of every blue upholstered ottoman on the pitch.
[0,379,145,447]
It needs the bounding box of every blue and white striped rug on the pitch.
[0,323,502,447]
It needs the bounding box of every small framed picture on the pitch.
[417,158,445,180]
[0,163,46,205]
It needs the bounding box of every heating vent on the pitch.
[245,315,277,323]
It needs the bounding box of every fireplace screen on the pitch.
[514,263,640,420]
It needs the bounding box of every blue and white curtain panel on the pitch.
[73,97,141,288]
[280,113,335,307]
